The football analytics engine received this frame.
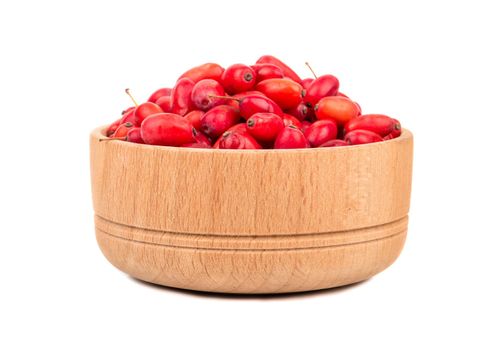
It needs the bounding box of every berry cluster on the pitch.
[105,55,402,149]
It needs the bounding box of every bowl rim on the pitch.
[92,125,412,154]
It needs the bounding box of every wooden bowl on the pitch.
[90,126,413,294]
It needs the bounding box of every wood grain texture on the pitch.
[90,126,413,293]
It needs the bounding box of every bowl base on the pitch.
[94,216,408,294]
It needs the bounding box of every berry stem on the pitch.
[125,88,139,106]
[305,62,318,79]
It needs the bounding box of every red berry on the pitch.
[148,88,172,103]
[335,93,362,115]
[121,106,135,116]
[300,121,312,134]
[383,119,402,140]
[319,139,349,147]
[255,78,304,110]
[212,123,248,148]
[256,55,302,84]
[303,75,339,107]
[126,127,145,144]
[237,95,283,119]
[225,91,265,110]
[140,113,195,146]
[178,63,224,83]
[344,130,383,145]
[221,64,256,95]
[285,103,310,121]
[106,118,122,137]
[227,123,248,134]
[251,63,284,82]
[344,114,401,137]
[304,119,338,147]
[111,122,133,139]
[131,102,163,126]
[120,108,137,125]
[301,78,314,90]
[218,131,262,149]
[200,105,240,139]
[170,78,195,116]
[191,79,225,111]
[274,126,309,149]
[314,96,359,126]
[246,113,284,143]
[155,95,172,112]
[193,131,212,146]
[184,110,205,131]
[282,114,302,129]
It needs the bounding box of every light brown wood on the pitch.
[90,126,413,293]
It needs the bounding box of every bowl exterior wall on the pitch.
[90,127,413,293]
[91,128,413,235]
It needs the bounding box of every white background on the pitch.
[1,0,490,349]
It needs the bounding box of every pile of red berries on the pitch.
[105,55,402,149]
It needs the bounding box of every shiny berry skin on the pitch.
[344,130,383,145]
[301,78,314,90]
[178,63,224,83]
[344,114,401,137]
[255,78,304,110]
[194,131,212,145]
[246,113,284,143]
[106,118,122,137]
[148,87,172,103]
[238,95,283,119]
[304,119,338,147]
[120,107,137,125]
[121,106,135,116]
[256,55,302,84]
[184,110,205,131]
[170,78,195,116]
[274,126,309,149]
[383,119,402,140]
[218,131,262,149]
[300,121,312,133]
[191,79,225,111]
[303,75,339,107]
[335,93,362,116]
[282,114,302,129]
[227,123,248,134]
[126,127,145,144]
[140,113,195,146]
[111,122,133,139]
[200,105,240,139]
[314,96,359,125]
[221,64,256,95]
[251,63,284,82]
[132,102,163,126]
[155,95,172,112]
[225,91,265,110]
[319,139,349,147]
[285,103,310,121]
[212,123,248,148]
